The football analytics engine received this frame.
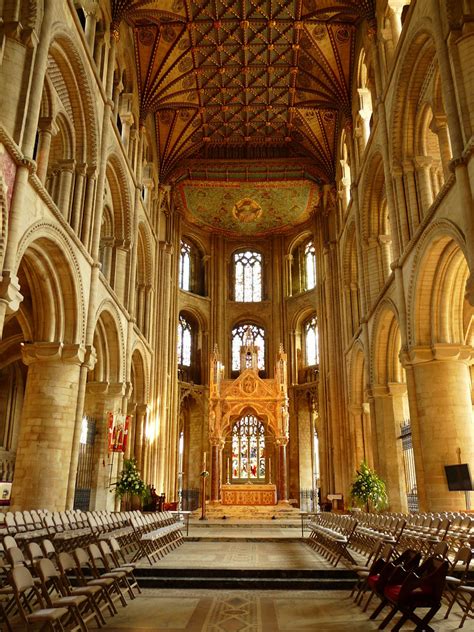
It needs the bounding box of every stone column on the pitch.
[81,167,97,250]
[84,4,98,52]
[403,345,474,512]
[414,156,434,215]
[277,437,289,503]
[369,384,408,512]
[134,404,147,472]
[35,117,55,184]
[85,381,127,511]
[56,159,76,220]
[403,161,420,233]
[429,115,452,181]
[70,163,87,235]
[210,440,220,502]
[11,343,86,510]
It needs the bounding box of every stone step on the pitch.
[134,567,356,590]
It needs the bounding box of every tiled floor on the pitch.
[138,540,334,570]
[102,588,469,631]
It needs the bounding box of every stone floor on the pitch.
[136,540,332,570]
[102,588,469,631]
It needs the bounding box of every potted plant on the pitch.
[112,458,147,510]
[350,461,388,512]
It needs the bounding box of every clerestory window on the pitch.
[304,315,319,366]
[305,241,316,290]
[179,241,191,291]
[233,250,262,302]
[177,315,192,367]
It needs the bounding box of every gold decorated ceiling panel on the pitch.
[113,0,374,227]
[176,179,320,237]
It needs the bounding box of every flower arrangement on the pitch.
[112,458,147,499]
[350,461,388,512]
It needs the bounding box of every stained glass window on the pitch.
[231,324,265,371]
[179,241,191,291]
[234,251,262,302]
[305,241,316,290]
[231,415,266,481]
[305,316,319,366]
[177,315,192,366]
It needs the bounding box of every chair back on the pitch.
[6,546,26,568]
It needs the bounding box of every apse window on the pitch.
[305,315,319,366]
[231,324,265,373]
[177,315,192,367]
[231,415,266,481]
[233,250,262,302]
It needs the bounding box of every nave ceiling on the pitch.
[112,0,375,235]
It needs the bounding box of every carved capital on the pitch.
[22,342,87,366]
[0,272,23,315]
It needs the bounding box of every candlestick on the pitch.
[269,456,272,483]
[226,457,230,484]
[203,451,207,470]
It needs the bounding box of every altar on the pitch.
[221,483,277,506]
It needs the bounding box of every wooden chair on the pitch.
[378,557,449,632]
[10,565,70,631]
[87,543,135,600]
[98,540,141,596]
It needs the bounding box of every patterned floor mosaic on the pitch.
[137,541,335,570]
[102,589,467,631]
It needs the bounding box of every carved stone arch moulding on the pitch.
[47,27,99,164]
[405,219,467,348]
[369,298,400,385]
[95,298,127,383]
[130,338,152,403]
[388,19,437,162]
[15,221,87,343]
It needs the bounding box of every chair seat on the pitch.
[52,595,88,607]
[28,607,69,621]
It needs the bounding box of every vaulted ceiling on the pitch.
[112,0,375,186]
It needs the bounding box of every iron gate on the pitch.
[73,417,96,510]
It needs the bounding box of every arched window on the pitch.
[305,241,317,290]
[231,415,266,481]
[177,315,192,367]
[290,237,317,295]
[179,240,191,291]
[231,324,265,373]
[304,316,319,366]
[179,238,205,296]
[233,250,262,302]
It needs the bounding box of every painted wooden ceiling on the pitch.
[112,0,374,233]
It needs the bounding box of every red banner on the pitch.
[107,412,130,453]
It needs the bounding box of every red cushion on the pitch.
[384,585,402,601]
[368,575,380,589]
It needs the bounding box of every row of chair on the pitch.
[0,508,185,565]
[306,514,359,566]
[349,536,474,629]
[0,534,141,631]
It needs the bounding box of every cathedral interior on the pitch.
[0,0,473,520]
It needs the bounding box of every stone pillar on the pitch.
[369,384,408,512]
[429,115,452,181]
[81,167,97,250]
[35,117,55,184]
[85,381,127,511]
[11,343,85,510]
[134,404,147,472]
[56,160,75,220]
[70,164,87,235]
[210,440,220,502]
[403,161,420,234]
[277,438,289,503]
[84,5,98,52]
[403,345,474,512]
[414,156,434,215]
